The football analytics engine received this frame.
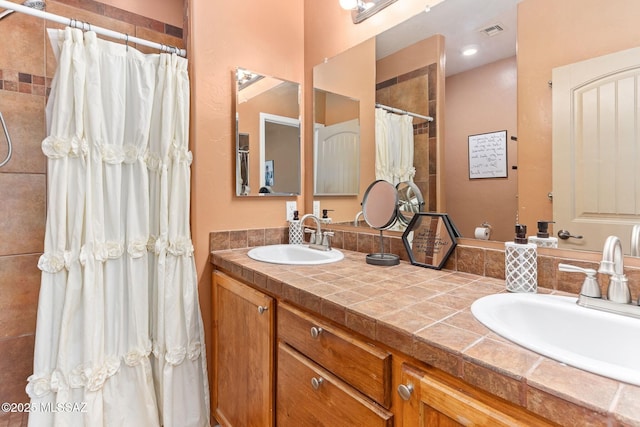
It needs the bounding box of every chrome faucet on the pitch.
[300,214,333,251]
[598,236,631,303]
[559,235,640,319]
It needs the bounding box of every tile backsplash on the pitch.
[210,226,640,299]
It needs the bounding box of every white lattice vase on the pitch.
[289,220,303,245]
[504,242,537,293]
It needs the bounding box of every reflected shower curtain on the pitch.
[28,28,209,427]
[374,107,415,184]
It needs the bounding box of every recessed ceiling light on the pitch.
[462,45,478,56]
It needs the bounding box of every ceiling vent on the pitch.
[480,24,505,37]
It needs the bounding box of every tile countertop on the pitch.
[210,248,640,427]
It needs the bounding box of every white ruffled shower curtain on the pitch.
[374,107,415,184]
[28,28,210,427]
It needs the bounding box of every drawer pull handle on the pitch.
[311,377,324,390]
[397,383,414,401]
[310,326,323,338]
[257,305,268,315]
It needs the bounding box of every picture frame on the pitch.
[468,130,508,179]
[402,212,458,270]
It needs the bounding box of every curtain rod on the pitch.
[0,0,186,57]
[375,103,434,122]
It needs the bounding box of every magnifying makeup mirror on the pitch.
[362,179,400,266]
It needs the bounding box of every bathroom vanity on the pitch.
[210,248,640,426]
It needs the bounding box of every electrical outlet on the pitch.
[286,201,297,221]
[313,201,320,218]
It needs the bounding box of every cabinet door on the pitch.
[277,342,393,427]
[397,363,555,427]
[213,271,274,427]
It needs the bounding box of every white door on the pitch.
[553,46,640,253]
[314,119,360,195]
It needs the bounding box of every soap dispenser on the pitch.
[289,210,303,245]
[321,209,333,225]
[504,224,538,293]
[528,220,558,248]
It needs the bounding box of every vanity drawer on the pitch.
[278,303,392,408]
[277,342,393,427]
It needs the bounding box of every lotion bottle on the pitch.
[504,224,538,293]
[528,220,558,248]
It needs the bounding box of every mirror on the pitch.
[311,0,640,255]
[362,180,400,265]
[313,89,360,195]
[235,67,300,196]
[396,181,425,227]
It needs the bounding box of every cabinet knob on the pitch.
[310,326,323,338]
[257,305,268,315]
[397,383,414,401]
[311,377,324,390]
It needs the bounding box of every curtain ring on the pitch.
[125,34,129,51]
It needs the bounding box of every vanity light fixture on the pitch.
[340,0,398,24]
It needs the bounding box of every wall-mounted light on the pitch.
[340,0,398,24]
[339,0,358,9]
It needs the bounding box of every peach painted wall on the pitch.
[101,0,183,28]
[445,56,518,242]
[517,0,640,235]
[188,0,304,387]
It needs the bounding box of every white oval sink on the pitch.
[247,244,344,265]
[471,293,640,386]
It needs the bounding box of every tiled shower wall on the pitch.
[376,64,437,210]
[0,2,182,425]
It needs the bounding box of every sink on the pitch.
[471,293,640,386]
[247,244,344,265]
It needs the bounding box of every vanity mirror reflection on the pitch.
[310,0,640,255]
[235,68,300,196]
[313,89,360,196]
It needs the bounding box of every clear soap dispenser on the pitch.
[505,224,538,293]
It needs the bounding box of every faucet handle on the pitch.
[321,231,334,248]
[304,228,316,244]
[558,263,601,298]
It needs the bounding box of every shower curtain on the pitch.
[374,107,415,184]
[27,28,210,427]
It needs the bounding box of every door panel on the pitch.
[553,46,640,252]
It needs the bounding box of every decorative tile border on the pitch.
[0,70,51,96]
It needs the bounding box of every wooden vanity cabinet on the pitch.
[396,362,557,427]
[211,268,557,427]
[276,302,393,426]
[212,271,274,427]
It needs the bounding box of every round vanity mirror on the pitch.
[362,180,400,266]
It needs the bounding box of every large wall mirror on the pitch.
[235,68,301,196]
[311,0,640,255]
